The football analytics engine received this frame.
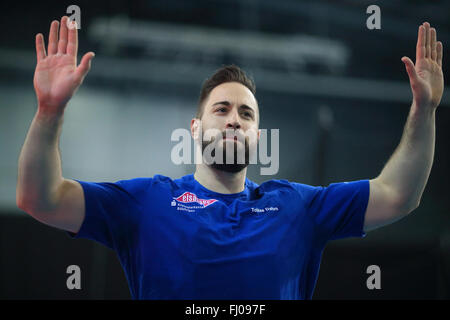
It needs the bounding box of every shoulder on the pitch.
[146,173,192,192]
[111,174,172,191]
[244,179,328,210]
[110,177,154,196]
[255,178,318,197]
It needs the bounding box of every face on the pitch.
[191,82,260,173]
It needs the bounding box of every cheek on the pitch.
[203,115,223,127]
[244,127,259,141]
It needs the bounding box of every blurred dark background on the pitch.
[0,0,449,299]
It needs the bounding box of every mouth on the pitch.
[222,131,245,141]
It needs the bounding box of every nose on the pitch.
[226,109,241,130]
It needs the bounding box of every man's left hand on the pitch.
[402,22,444,111]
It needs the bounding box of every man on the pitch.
[16,16,443,299]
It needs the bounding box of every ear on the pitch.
[191,118,200,140]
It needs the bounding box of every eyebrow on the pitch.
[211,101,255,113]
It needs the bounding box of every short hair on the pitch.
[196,64,257,119]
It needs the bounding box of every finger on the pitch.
[67,20,78,57]
[35,33,46,62]
[57,16,69,54]
[402,56,419,84]
[424,22,431,58]
[416,25,425,60]
[430,27,437,61]
[437,41,443,68]
[75,52,95,81]
[48,20,59,55]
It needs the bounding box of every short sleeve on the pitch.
[66,177,151,251]
[292,180,370,244]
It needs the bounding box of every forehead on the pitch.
[206,82,257,109]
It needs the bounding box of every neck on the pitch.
[194,164,247,194]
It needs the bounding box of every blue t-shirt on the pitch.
[67,174,369,299]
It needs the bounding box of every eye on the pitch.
[217,107,227,113]
[242,112,253,118]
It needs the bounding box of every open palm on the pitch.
[402,22,444,110]
[34,16,95,115]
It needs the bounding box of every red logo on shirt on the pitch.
[174,192,218,207]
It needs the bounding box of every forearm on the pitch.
[16,107,65,212]
[377,101,436,211]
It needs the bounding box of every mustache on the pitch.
[204,130,247,142]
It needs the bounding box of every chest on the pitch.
[138,189,314,262]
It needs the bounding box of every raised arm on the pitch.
[364,22,444,232]
[16,16,95,233]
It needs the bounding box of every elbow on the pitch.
[16,188,27,212]
[16,186,34,213]
[411,199,421,212]
[16,195,33,214]
[398,197,421,215]
[16,199,24,211]
[408,192,422,212]
[16,198,50,220]
[16,191,47,215]
[16,180,30,212]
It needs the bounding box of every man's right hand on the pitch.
[34,16,95,116]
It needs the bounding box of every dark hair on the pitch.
[196,64,256,119]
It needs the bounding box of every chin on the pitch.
[211,163,248,173]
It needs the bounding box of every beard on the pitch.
[201,134,250,173]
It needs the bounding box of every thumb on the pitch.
[401,56,419,84]
[75,52,95,81]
